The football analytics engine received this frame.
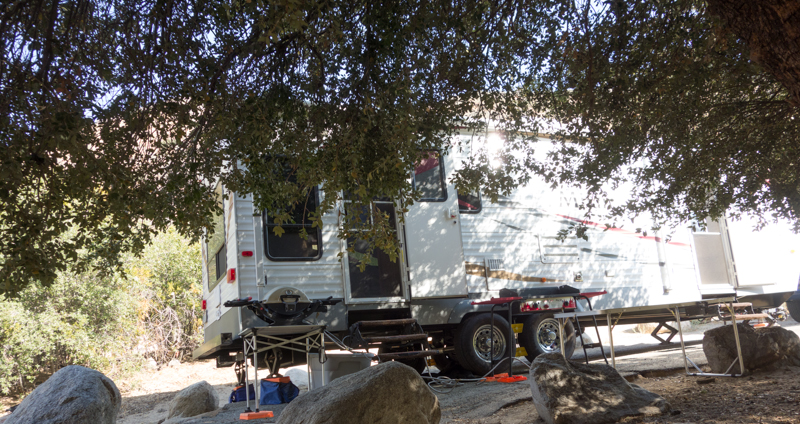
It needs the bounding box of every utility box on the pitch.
[308,352,373,390]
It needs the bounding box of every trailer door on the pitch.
[404,151,468,298]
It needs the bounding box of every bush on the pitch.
[0,268,139,395]
[126,226,203,364]
[0,226,202,395]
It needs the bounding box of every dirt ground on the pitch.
[3,325,800,424]
[448,366,800,424]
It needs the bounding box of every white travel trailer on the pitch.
[193,133,800,377]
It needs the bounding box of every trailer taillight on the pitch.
[241,251,253,257]
[228,268,236,283]
[202,300,207,310]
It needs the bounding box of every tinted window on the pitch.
[413,151,446,201]
[206,183,226,291]
[458,190,482,213]
[264,187,322,261]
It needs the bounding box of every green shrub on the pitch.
[126,226,203,364]
[0,268,139,395]
[0,226,202,396]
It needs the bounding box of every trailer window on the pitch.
[206,183,226,291]
[413,151,446,201]
[457,190,482,213]
[264,187,322,261]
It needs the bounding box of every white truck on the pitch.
[193,134,800,377]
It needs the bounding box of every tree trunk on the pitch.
[707,0,800,107]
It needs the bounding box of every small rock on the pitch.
[145,358,159,371]
[529,353,670,424]
[696,377,716,385]
[284,367,309,390]
[168,359,182,368]
[624,374,644,383]
[166,381,219,421]
[5,365,121,424]
[277,361,440,424]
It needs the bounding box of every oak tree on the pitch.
[2,0,799,295]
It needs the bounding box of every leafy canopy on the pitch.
[525,0,799,233]
[1,0,541,294]
[2,0,798,295]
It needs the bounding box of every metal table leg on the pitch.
[242,335,254,413]
[606,313,616,369]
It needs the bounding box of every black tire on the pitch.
[452,313,513,376]
[378,343,427,374]
[519,313,576,361]
[787,300,800,323]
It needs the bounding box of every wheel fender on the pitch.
[447,299,508,325]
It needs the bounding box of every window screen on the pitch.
[346,200,403,299]
[264,187,322,261]
[413,151,446,201]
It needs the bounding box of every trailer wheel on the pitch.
[787,300,800,322]
[519,313,575,361]
[453,313,513,376]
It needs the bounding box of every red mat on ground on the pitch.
[240,411,274,420]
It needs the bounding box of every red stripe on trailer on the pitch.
[555,215,691,248]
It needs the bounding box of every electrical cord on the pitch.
[420,357,533,394]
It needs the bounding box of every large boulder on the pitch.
[165,381,219,421]
[5,365,121,424]
[703,323,800,373]
[277,361,440,424]
[529,353,670,424]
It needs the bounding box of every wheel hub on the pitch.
[473,325,505,362]
[537,319,561,352]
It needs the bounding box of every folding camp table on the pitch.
[238,325,326,418]
[553,297,748,377]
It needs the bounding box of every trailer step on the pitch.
[355,318,418,328]
[347,317,432,351]
[362,334,429,344]
[376,349,445,361]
